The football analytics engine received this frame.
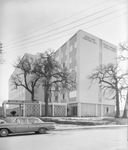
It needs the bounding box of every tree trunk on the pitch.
[31,90,35,102]
[44,86,49,116]
[115,89,120,118]
[122,104,127,118]
[122,91,128,118]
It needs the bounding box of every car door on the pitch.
[27,118,42,132]
[15,118,29,133]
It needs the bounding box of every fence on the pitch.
[2,101,67,117]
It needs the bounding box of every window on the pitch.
[63,94,65,99]
[54,85,59,102]
[105,107,109,114]
[106,107,109,113]
[54,50,59,57]
[63,63,65,68]
[55,95,58,102]
[70,34,77,46]
[49,92,52,102]
[28,118,43,124]
[61,43,67,54]
[15,118,27,124]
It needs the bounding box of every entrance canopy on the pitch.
[2,100,35,117]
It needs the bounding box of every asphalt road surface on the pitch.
[0,127,128,150]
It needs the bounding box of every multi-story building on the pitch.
[53,30,117,117]
[9,30,117,117]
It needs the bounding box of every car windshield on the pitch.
[28,118,43,124]
[0,118,14,123]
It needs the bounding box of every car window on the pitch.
[15,118,27,124]
[28,118,43,124]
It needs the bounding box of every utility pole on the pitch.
[126,0,128,142]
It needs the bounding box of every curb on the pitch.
[55,125,128,131]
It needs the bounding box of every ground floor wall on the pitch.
[2,101,115,118]
[68,102,115,117]
[2,102,67,117]
[25,103,67,117]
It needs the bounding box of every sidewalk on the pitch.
[55,124,128,131]
[41,117,128,131]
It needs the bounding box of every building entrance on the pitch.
[72,106,77,116]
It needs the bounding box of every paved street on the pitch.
[0,126,128,150]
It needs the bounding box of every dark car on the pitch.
[0,117,55,137]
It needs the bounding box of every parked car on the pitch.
[0,117,56,137]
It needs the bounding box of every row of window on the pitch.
[48,93,66,103]
[14,118,42,124]
[54,35,77,65]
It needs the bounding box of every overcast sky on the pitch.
[0,0,127,104]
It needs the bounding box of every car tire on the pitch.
[0,129,9,137]
[38,128,47,134]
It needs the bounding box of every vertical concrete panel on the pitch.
[78,31,99,104]
[81,103,96,117]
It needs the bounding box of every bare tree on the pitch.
[11,54,41,102]
[119,43,128,118]
[119,43,128,61]
[33,51,75,116]
[88,63,127,118]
